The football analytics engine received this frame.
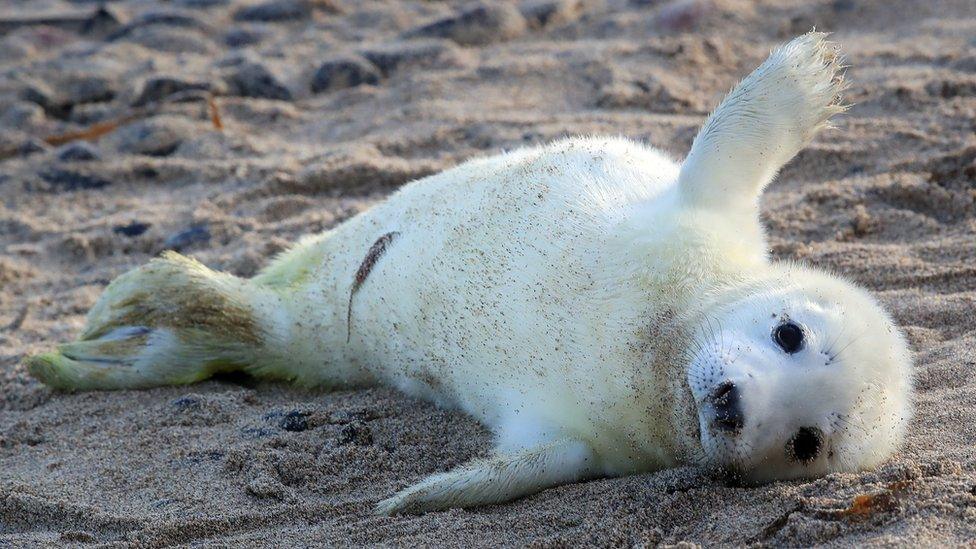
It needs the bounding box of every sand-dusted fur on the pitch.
[27,33,912,515]
[28,252,276,390]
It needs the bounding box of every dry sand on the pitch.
[1,0,975,546]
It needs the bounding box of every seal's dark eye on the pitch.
[774,322,804,354]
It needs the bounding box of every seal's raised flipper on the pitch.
[375,439,597,515]
[27,252,285,390]
[678,32,847,211]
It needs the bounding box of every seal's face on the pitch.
[685,270,912,483]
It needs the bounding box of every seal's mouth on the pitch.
[716,464,745,486]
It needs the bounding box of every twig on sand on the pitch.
[0,91,225,160]
[42,113,142,147]
[207,94,224,131]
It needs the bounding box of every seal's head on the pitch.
[686,265,912,483]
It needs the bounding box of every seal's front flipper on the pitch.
[375,438,597,515]
[679,32,847,211]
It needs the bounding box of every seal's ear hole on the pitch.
[773,322,804,354]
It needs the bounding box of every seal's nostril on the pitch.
[788,427,823,463]
[712,381,735,401]
[710,381,743,432]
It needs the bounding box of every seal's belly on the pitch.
[348,175,601,423]
[310,138,681,426]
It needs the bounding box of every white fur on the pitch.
[30,33,913,514]
[244,33,907,513]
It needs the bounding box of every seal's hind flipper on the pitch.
[26,252,277,390]
[678,32,847,211]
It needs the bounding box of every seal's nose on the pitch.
[710,381,743,432]
[788,427,824,463]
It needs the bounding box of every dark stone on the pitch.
[404,3,526,46]
[107,10,211,41]
[133,76,212,107]
[39,168,111,191]
[113,221,151,237]
[233,0,312,22]
[310,57,380,94]
[170,395,201,409]
[926,79,976,99]
[56,142,100,162]
[337,422,373,446]
[163,225,211,251]
[20,82,56,111]
[360,39,463,76]
[18,138,49,157]
[136,166,160,179]
[65,75,116,105]
[279,411,309,432]
[114,117,189,157]
[20,76,115,119]
[224,27,269,47]
[520,0,585,28]
[81,6,126,37]
[226,63,292,101]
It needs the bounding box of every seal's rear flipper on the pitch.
[678,32,847,211]
[27,252,282,390]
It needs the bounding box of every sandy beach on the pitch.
[1,0,975,546]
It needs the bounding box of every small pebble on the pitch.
[233,0,313,22]
[107,10,210,41]
[224,26,270,47]
[114,117,191,157]
[279,411,309,432]
[170,395,202,409]
[655,0,709,32]
[404,3,527,46]
[310,57,380,94]
[245,473,285,500]
[113,221,151,237]
[20,75,116,118]
[66,75,116,105]
[163,225,211,251]
[133,76,213,107]
[337,422,373,446]
[360,39,464,75]
[226,62,292,101]
[39,168,110,191]
[18,138,49,157]
[56,142,100,162]
[20,81,57,111]
[81,6,125,37]
[520,0,586,29]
